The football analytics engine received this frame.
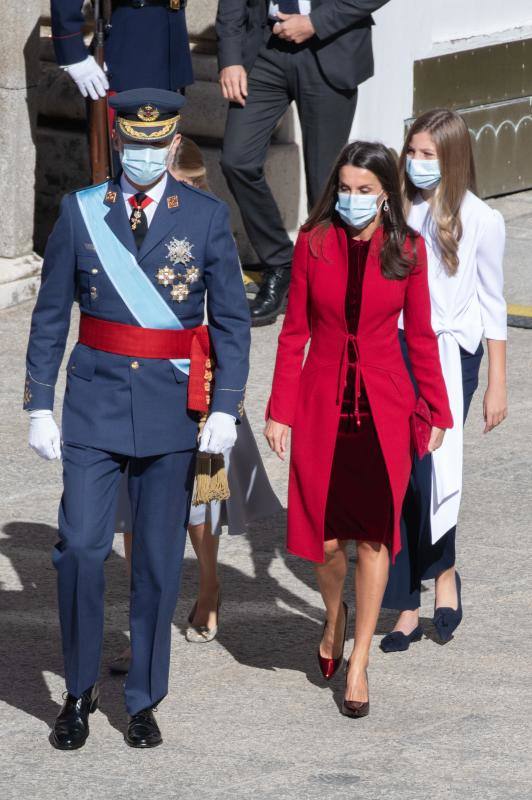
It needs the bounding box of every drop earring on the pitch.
[383,199,389,212]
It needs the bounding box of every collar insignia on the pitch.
[167,195,179,209]
[105,190,117,204]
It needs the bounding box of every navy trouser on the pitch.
[54,444,195,714]
[382,333,483,611]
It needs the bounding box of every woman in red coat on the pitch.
[265,141,453,718]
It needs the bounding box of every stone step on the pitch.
[0,254,42,311]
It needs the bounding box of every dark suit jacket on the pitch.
[215,0,390,91]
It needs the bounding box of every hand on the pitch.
[63,55,109,100]
[483,383,507,433]
[427,426,445,453]
[264,419,290,460]
[28,410,62,460]
[199,412,237,454]
[272,13,316,44]
[219,65,248,106]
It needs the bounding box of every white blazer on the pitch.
[400,190,507,542]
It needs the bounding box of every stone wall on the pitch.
[0,1,43,309]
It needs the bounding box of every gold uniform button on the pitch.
[91,268,99,275]
[131,361,140,370]
[90,286,98,299]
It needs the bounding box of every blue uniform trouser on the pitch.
[53,443,196,714]
[382,333,483,612]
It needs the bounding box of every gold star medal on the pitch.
[185,266,200,284]
[156,266,176,287]
[170,283,189,303]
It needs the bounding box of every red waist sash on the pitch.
[78,313,213,413]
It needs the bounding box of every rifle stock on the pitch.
[89,0,112,184]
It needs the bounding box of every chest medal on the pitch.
[155,237,200,303]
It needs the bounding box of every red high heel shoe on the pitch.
[317,601,348,680]
[342,665,370,718]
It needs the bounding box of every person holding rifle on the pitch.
[50,1,193,97]
[24,88,250,750]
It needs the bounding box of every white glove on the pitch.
[199,412,237,455]
[63,55,109,100]
[28,410,62,461]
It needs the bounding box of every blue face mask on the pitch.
[335,192,384,229]
[406,157,441,190]
[120,143,170,186]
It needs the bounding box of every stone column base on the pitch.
[0,254,42,311]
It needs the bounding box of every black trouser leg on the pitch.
[292,52,358,209]
[221,44,293,271]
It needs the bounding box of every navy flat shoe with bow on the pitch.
[380,624,423,653]
[433,571,462,643]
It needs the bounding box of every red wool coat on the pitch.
[266,223,453,562]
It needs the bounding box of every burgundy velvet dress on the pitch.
[324,237,393,544]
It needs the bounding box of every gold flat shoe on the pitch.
[185,594,221,644]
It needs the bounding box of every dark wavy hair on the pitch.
[302,140,418,280]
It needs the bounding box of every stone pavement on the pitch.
[1,195,531,800]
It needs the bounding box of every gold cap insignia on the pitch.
[167,195,179,209]
[137,104,160,122]
[105,190,117,204]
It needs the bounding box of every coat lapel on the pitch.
[137,174,181,263]
[103,178,137,256]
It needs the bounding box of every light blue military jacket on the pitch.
[24,173,251,458]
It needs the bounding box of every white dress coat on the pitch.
[400,190,507,542]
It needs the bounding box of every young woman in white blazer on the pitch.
[381,108,508,650]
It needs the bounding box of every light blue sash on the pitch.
[76,183,189,375]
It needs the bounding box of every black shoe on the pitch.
[433,571,462,643]
[380,624,424,653]
[249,267,291,327]
[125,707,162,749]
[49,684,99,750]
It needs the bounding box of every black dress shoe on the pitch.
[434,571,463,643]
[380,624,424,653]
[249,266,291,327]
[49,684,99,750]
[125,707,162,748]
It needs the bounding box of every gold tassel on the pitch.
[192,416,231,506]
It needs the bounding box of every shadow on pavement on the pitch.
[1,512,429,732]
[0,521,131,736]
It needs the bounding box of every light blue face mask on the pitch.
[406,157,441,190]
[335,192,384,229]
[120,143,170,186]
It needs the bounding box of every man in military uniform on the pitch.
[51,1,193,98]
[24,89,250,750]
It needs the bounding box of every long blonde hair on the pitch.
[399,108,477,275]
